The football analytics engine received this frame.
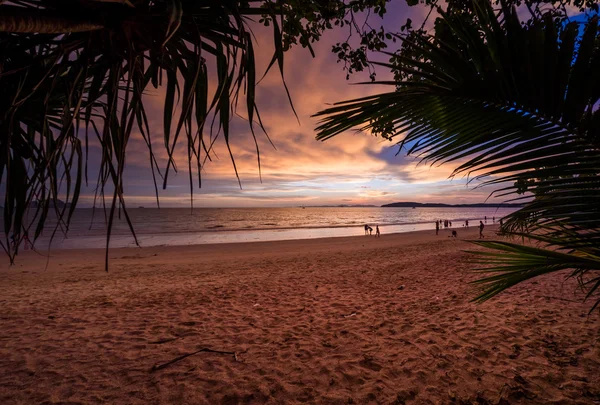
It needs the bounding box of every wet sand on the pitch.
[1,225,598,404]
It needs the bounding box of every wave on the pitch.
[65,219,453,236]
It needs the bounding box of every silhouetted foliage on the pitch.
[315,0,600,309]
[0,0,391,267]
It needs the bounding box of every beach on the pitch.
[1,225,598,404]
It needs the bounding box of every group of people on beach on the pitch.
[435,219,487,238]
[364,224,380,237]
[435,219,456,235]
[363,216,502,239]
[436,219,453,231]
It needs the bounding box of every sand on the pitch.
[0,225,598,404]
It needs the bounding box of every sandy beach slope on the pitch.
[1,225,598,404]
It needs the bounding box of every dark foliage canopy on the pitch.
[314,0,600,309]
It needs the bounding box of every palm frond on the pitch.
[313,0,600,307]
[469,239,600,312]
[0,0,294,268]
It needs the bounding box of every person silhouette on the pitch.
[368,226,373,235]
[435,220,439,235]
[23,231,31,250]
[364,224,369,235]
[375,225,380,238]
[479,221,485,238]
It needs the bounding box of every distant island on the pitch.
[305,204,377,208]
[381,202,522,208]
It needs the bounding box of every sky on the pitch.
[80,2,523,208]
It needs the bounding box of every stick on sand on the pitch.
[151,348,239,372]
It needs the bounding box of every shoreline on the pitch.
[23,221,498,252]
[9,223,499,261]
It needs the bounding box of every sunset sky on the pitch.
[80,2,545,208]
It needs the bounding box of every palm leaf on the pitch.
[469,239,600,312]
[0,0,296,266]
[314,0,600,308]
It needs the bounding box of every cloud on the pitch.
[74,5,513,208]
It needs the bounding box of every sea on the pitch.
[28,206,518,250]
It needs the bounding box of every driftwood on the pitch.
[150,348,239,372]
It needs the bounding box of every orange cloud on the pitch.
[78,4,515,208]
